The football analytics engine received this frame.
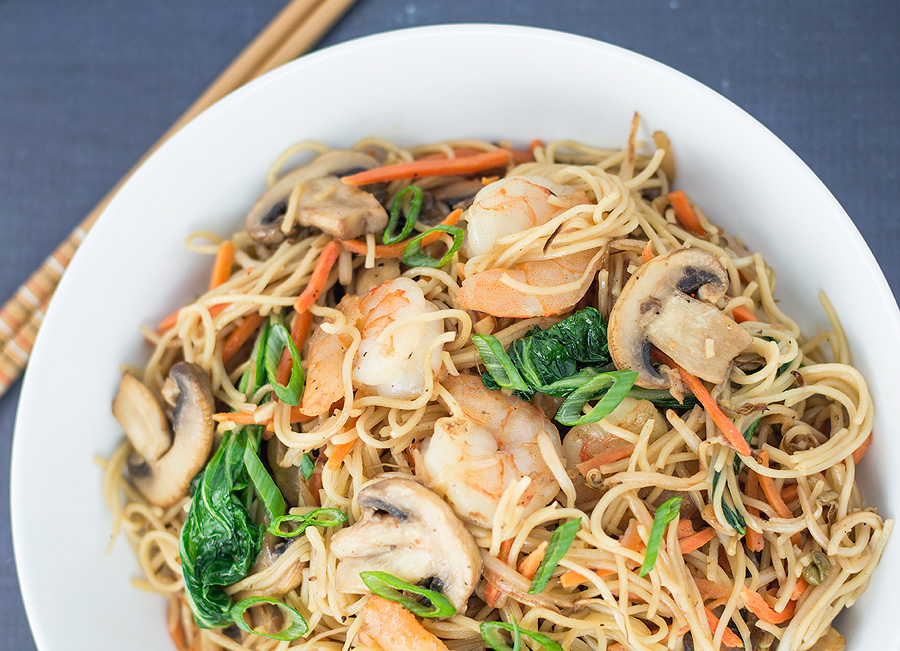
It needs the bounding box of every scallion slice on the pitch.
[264,322,304,406]
[383,185,423,244]
[639,496,683,576]
[527,517,582,594]
[553,370,638,426]
[230,596,308,641]
[243,438,286,521]
[299,452,315,481]
[401,224,464,268]
[268,507,348,538]
[480,621,564,651]
[473,335,529,392]
[360,570,456,618]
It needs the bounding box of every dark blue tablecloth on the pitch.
[1,1,898,648]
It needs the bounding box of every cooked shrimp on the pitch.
[457,247,604,317]
[464,175,590,257]
[300,277,445,412]
[417,373,563,528]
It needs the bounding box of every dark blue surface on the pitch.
[1,1,898,648]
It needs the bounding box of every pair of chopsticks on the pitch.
[0,0,358,399]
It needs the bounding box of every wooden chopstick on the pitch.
[0,0,358,398]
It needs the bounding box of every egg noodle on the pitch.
[102,121,891,651]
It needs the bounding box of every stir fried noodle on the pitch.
[103,122,890,651]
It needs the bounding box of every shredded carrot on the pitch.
[679,527,716,554]
[852,432,872,464]
[208,240,235,290]
[157,302,228,333]
[741,586,795,624]
[780,482,799,504]
[576,444,636,475]
[509,148,534,164]
[676,520,695,538]
[790,576,808,602]
[277,310,313,385]
[620,519,644,552]
[293,241,341,314]
[692,576,733,602]
[481,175,500,185]
[339,209,461,258]
[326,438,357,471]
[360,596,450,651]
[342,149,511,185]
[484,539,515,607]
[641,240,654,264]
[704,606,743,647]
[652,349,750,457]
[222,312,265,364]
[731,304,758,323]
[214,405,313,428]
[517,541,548,580]
[756,451,802,547]
[529,139,544,154]
[744,462,765,552]
[668,190,706,236]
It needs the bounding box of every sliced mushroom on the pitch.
[112,362,215,507]
[608,248,752,388]
[431,178,485,211]
[246,150,388,244]
[354,258,400,296]
[266,438,300,507]
[236,533,304,599]
[330,477,481,612]
[807,627,845,651]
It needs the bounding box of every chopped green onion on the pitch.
[528,517,581,594]
[401,224,464,268]
[626,385,697,409]
[383,186,423,244]
[268,507,348,538]
[299,452,315,481]
[243,436,286,521]
[639,496,683,577]
[473,335,530,392]
[479,622,564,651]
[360,571,456,618]
[264,322,304,406]
[713,469,746,536]
[733,419,760,473]
[230,596,308,640]
[554,370,638,426]
[239,320,271,396]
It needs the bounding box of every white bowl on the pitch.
[12,25,899,651]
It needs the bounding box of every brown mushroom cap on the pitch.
[112,362,215,507]
[608,248,752,388]
[246,150,387,244]
[330,477,481,612]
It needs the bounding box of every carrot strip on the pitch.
[509,148,534,164]
[529,139,544,154]
[676,520,695,538]
[620,519,644,552]
[576,444,636,475]
[692,576,732,602]
[852,432,872,464]
[293,241,341,314]
[517,541,548,580]
[326,438,357,471]
[484,539,515,608]
[342,149,511,185]
[157,302,228,333]
[757,451,802,547]
[790,576,808,602]
[215,405,313,428]
[679,527,716,554]
[704,607,743,647]
[741,586,795,624]
[652,350,750,457]
[339,209,461,258]
[731,304,758,323]
[744,465,765,552]
[641,240,654,264]
[360,596,450,651]
[222,312,265,364]
[668,190,706,236]
[780,483,799,504]
[208,240,235,290]
[277,310,313,385]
